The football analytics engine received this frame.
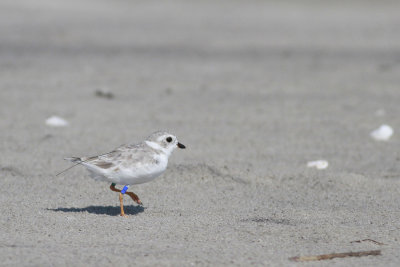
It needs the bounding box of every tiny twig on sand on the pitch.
[350,239,385,245]
[289,250,381,262]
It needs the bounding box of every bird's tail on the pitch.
[56,157,84,176]
[58,151,113,177]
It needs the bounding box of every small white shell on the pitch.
[45,116,69,127]
[307,160,329,170]
[370,124,393,141]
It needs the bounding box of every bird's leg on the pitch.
[109,183,120,193]
[126,191,142,205]
[109,183,128,216]
[110,183,142,205]
[109,184,142,217]
[119,192,127,217]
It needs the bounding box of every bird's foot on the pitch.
[127,192,142,205]
[120,213,128,217]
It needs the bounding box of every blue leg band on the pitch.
[121,185,129,194]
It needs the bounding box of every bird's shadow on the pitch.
[48,205,145,216]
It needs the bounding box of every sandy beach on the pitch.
[1,0,400,265]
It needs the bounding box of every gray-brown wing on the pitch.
[83,142,155,170]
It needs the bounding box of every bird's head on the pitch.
[145,131,185,156]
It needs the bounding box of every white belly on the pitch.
[118,166,166,185]
[106,156,168,185]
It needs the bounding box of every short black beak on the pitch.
[177,142,186,149]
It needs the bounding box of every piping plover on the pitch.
[63,131,186,217]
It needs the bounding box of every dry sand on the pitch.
[1,0,400,265]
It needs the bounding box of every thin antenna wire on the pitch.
[55,150,116,176]
[56,162,81,176]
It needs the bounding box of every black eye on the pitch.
[166,137,172,143]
